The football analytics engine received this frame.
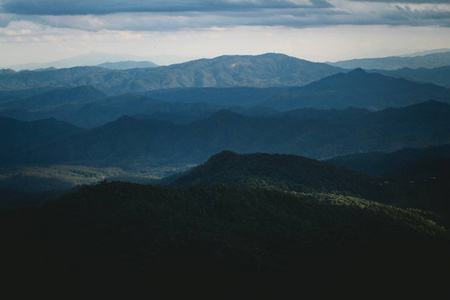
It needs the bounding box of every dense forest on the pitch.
[2,181,449,298]
[2,151,450,297]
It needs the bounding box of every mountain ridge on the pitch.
[329,51,450,70]
[0,53,344,94]
[2,100,450,168]
[258,68,450,110]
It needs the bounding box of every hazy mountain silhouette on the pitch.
[259,69,450,110]
[368,66,450,89]
[0,53,344,94]
[329,51,450,70]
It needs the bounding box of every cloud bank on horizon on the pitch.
[0,0,449,66]
[1,0,449,29]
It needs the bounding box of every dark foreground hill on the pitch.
[1,181,449,298]
[171,150,450,220]
[171,150,381,200]
[328,145,450,217]
[328,144,450,176]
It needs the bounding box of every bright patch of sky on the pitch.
[0,0,449,67]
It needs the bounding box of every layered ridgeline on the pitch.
[2,100,450,168]
[0,85,285,128]
[258,69,450,110]
[0,86,225,128]
[2,68,450,128]
[368,66,450,89]
[328,50,450,70]
[1,151,449,297]
[0,53,343,94]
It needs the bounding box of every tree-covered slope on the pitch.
[327,145,450,217]
[1,181,448,297]
[0,116,83,163]
[2,101,450,168]
[171,150,381,199]
[0,53,343,94]
[328,144,450,176]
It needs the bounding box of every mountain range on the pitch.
[257,68,450,110]
[1,65,450,128]
[367,66,450,89]
[329,51,450,70]
[2,100,450,169]
[0,54,344,94]
[7,52,160,71]
[2,49,450,297]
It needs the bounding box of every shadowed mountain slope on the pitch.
[259,69,450,110]
[171,150,380,199]
[328,144,450,176]
[369,66,450,89]
[2,100,450,168]
[0,86,105,111]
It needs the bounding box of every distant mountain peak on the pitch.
[0,53,344,92]
[348,68,367,74]
[208,150,238,161]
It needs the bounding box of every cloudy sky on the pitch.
[0,0,449,67]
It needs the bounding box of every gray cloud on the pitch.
[381,5,450,26]
[1,0,332,15]
[350,0,450,3]
[0,0,449,32]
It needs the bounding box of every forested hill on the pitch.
[2,100,450,168]
[328,144,450,176]
[1,181,448,297]
[0,53,344,94]
[171,151,380,199]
